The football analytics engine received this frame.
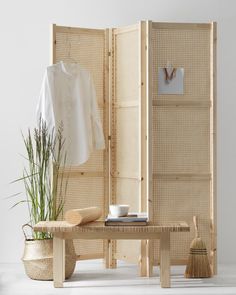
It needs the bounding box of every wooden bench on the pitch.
[34,221,190,288]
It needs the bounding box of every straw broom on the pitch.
[185,216,212,278]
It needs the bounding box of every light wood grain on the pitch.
[53,237,65,288]
[108,27,117,269]
[139,20,150,276]
[104,27,110,219]
[140,240,147,276]
[34,221,189,234]
[152,22,211,30]
[114,23,139,35]
[160,232,170,288]
[153,173,211,181]
[58,171,104,178]
[51,24,56,64]
[55,25,104,35]
[152,100,211,107]
[147,20,153,225]
[146,20,154,277]
[147,239,154,277]
[65,207,102,225]
[210,21,217,275]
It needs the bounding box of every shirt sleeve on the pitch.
[89,76,105,150]
[36,68,55,132]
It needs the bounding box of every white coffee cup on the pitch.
[109,204,129,217]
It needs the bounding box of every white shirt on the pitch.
[36,61,105,166]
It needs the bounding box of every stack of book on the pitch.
[105,213,148,226]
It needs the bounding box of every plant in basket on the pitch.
[11,118,76,280]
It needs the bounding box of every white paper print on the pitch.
[158,67,184,95]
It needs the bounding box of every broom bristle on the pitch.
[185,237,212,278]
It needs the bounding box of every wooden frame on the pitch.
[146,20,154,276]
[210,22,217,274]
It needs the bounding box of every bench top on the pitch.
[34,221,190,234]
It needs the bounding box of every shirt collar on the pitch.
[59,61,80,76]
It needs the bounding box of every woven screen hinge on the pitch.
[108,135,111,140]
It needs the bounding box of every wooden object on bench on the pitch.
[34,221,190,288]
[65,207,102,225]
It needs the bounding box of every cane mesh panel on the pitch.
[55,27,106,258]
[152,24,212,264]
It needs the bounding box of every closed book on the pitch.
[105,213,148,225]
[105,221,147,226]
[106,217,147,222]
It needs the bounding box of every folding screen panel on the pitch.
[149,22,217,272]
[109,22,148,267]
[52,25,109,260]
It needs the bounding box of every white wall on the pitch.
[0,0,235,264]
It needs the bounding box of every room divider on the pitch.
[53,21,217,275]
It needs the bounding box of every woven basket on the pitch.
[21,224,76,280]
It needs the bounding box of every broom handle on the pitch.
[193,216,199,238]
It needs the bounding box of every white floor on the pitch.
[0,261,236,295]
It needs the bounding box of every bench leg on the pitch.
[147,240,154,277]
[160,232,170,288]
[140,240,154,277]
[140,240,147,276]
[104,240,117,269]
[104,240,109,268]
[104,240,115,268]
[53,236,65,288]
[109,240,117,268]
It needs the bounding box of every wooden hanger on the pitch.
[66,35,79,63]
